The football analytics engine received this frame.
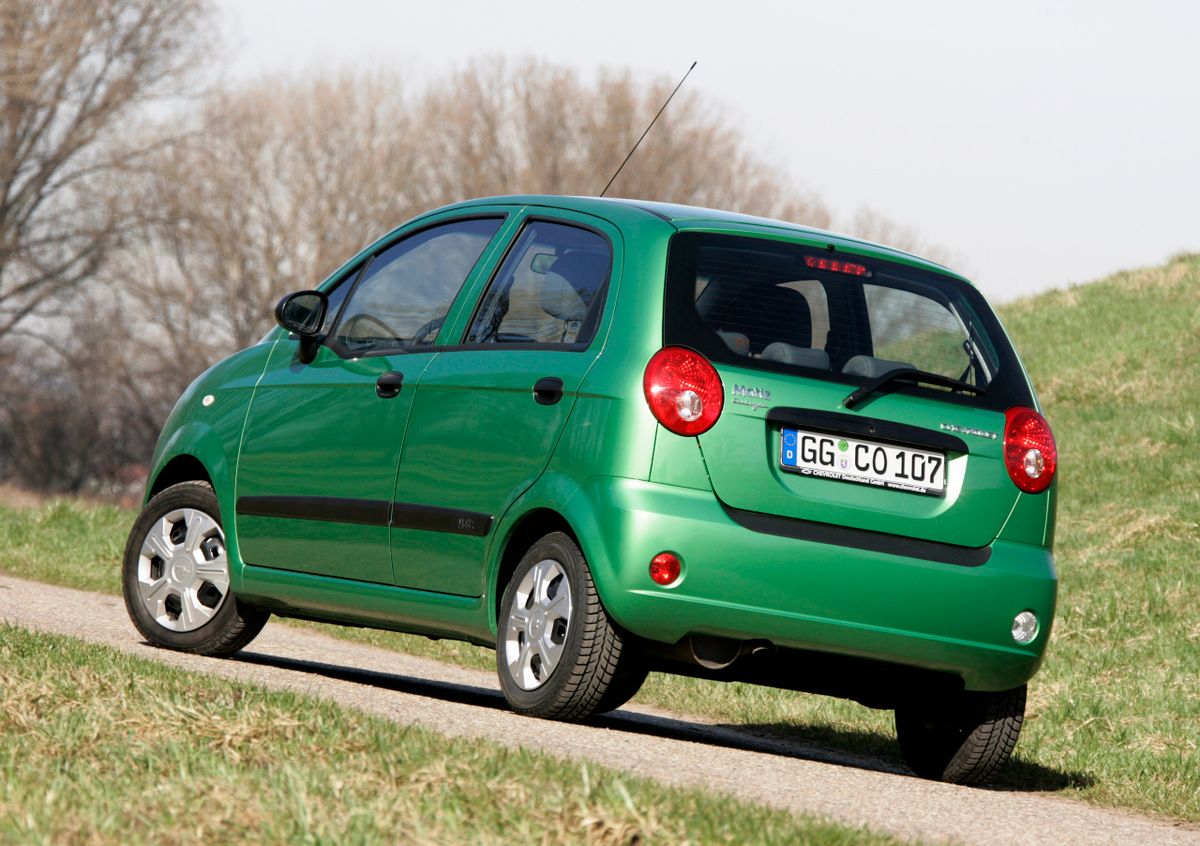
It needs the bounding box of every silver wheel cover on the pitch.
[504,558,573,690]
[135,507,230,632]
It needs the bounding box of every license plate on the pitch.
[780,428,946,496]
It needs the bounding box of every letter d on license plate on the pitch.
[780,428,946,496]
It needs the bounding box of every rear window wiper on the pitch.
[843,368,985,409]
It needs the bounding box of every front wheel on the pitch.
[894,685,1027,785]
[496,532,643,720]
[122,480,269,656]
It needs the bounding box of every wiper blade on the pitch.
[843,367,985,409]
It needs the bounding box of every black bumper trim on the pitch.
[720,501,991,567]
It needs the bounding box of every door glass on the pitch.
[466,221,611,346]
[331,217,502,355]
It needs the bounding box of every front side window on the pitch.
[665,232,1032,411]
[465,220,611,346]
[331,217,502,355]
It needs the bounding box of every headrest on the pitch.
[717,330,751,356]
[762,342,830,370]
[842,355,915,379]
[541,251,608,323]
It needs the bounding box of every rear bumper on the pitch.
[573,476,1057,692]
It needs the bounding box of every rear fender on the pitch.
[484,471,623,636]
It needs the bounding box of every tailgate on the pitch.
[699,365,1016,548]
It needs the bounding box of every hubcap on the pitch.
[504,558,572,690]
[135,507,229,632]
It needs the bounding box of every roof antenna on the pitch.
[599,61,697,197]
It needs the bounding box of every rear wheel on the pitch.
[894,685,1026,785]
[496,532,642,719]
[122,481,269,656]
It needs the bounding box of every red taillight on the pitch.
[649,552,681,585]
[804,255,871,277]
[643,347,724,436]
[1004,407,1057,494]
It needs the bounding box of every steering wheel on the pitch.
[341,313,403,344]
[409,316,444,346]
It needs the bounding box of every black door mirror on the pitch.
[274,290,328,337]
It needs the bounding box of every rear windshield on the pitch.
[663,232,1033,412]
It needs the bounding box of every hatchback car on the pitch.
[123,195,1057,784]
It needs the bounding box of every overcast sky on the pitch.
[214,0,1199,302]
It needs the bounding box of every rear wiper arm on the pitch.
[843,367,985,410]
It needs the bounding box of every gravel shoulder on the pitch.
[2,573,1195,846]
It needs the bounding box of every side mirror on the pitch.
[274,290,327,337]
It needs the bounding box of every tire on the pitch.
[592,658,649,715]
[122,480,269,657]
[894,685,1026,785]
[496,531,641,720]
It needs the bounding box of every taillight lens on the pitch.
[643,346,724,436]
[1004,407,1057,493]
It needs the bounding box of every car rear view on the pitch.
[632,226,1057,783]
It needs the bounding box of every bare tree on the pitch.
[420,59,834,226]
[844,207,961,268]
[0,0,211,339]
[113,60,835,387]
[6,57,953,492]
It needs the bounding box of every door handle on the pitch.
[375,371,404,398]
[533,377,564,405]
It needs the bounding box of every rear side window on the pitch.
[665,232,1031,411]
[465,220,610,347]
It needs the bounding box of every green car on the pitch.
[122,195,1057,784]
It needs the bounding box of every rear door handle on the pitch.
[375,371,404,398]
[533,377,564,405]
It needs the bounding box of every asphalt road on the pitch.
[2,573,1195,846]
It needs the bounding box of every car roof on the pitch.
[440,194,963,280]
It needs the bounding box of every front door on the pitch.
[390,215,618,595]
[235,216,506,584]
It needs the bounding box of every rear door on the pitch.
[235,215,507,584]
[389,213,618,595]
[664,230,1034,549]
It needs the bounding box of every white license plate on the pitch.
[780,428,946,496]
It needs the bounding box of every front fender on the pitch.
[150,422,247,575]
[143,340,278,592]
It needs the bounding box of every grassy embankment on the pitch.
[0,626,904,845]
[2,253,1197,821]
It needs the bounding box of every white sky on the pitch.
[215,0,1200,302]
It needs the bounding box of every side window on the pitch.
[466,221,611,346]
[331,217,502,355]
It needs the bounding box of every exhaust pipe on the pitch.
[688,634,743,670]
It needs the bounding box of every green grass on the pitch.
[0,625,903,846]
[2,253,1198,822]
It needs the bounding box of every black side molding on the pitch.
[721,501,991,567]
[237,496,390,527]
[766,407,970,455]
[236,496,493,537]
[391,502,493,537]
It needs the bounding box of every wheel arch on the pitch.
[490,507,580,628]
[147,454,213,500]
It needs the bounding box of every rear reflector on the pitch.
[643,347,724,436]
[1003,407,1057,494]
[650,552,682,585]
[804,255,871,277]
